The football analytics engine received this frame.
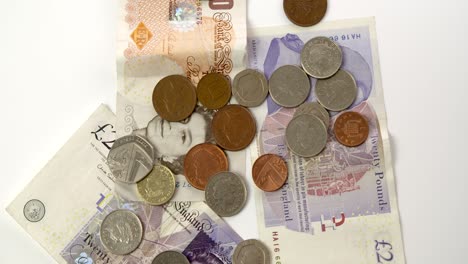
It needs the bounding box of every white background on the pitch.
[1,0,467,263]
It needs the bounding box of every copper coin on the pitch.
[152,75,197,121]
[184,143,229,190]
[252,154,288,192]
[283,0,327,27]
[197,73,232,109]
[334,111,369,147]
[212,105,256,151]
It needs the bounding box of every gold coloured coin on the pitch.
[137,164,175,205]
[197,73,231,109]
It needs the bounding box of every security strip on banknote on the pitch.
[248,18,406,263]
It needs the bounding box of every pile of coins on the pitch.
[102,36,369,262]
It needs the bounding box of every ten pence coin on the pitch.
[205,171,247,217]
[152,75,197,121]
[252,154,288,192]
[152,251,190,264]
[197,73,231,109]
[283,0,327,27]
[211,105,256,151]
[301,36,342,79]
[233,239,271,264]
[334,111,369,147]
[232,69,269,107]
[184,143,229,190]
[315,69,357,111]
[137,164,175,205]
[100,210,143,255]
[285,114,327,157]
[269,65,310,108]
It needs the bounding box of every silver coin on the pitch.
[268,65,310,107]
[232,69,269,107]
[205,171,247,217]
[107,134,155,183]
[294,101,330,128]
[301,36,342,79]
[100,210,143,255]
[152,251,189,264]
[315,69,357,111]
[233,239,271,264]
[23,199,46,222]
[286,114,327,157]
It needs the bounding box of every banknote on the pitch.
[6,105,208,264]
[61,199,243,264]
[115,0,247,192]
[248,18,406,263]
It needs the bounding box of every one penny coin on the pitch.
[197,73,232,109]
[152,75,197,121]
[252,154,288,192]
[283,0,327,27]
[184,143,229,190]
[212,105,256,151]
[334,111,369,147]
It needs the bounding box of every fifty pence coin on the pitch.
[184,143,229,190]
[286,114,327,157]
[197,72,231,110]
[137,164,175,205]
[233,239,271,264]
[152,75,197,121]
[334,111,369,147]
[100,210,143,255]
[107,135,155,183]
[205,171,247,217]
[211,105,256,151]
[152,251,190,264]
[232,69,269,107]
[252,154,288,192]
[269,65,310,108]
[294,101,330,128]
[315,69,357,111]
[301,37,342,79]
[283,0,327,27]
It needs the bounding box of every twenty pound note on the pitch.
[248,18,406,263]
[6,105,216,264]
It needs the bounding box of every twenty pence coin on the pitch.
[233,239,271,264]
[184,143,229,190]
[137,164,175,205]
[212,105,256,151]
[197,73,231,109]
[100,210,143,255]
[252,154,288,192]
[286,114,327,157]
[301,37,342,79]
[152,75,197,121]
[205,172,247,217]
[269,65,310,108]
[107,135,155,183]
[315,69,357,111]
[334,111,369,147]
[232,69,269,107]
[283,0,327,27]
[152,251,190,264]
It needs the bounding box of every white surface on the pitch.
[1,0,467,263]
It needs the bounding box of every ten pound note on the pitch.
[115,0,247,201]
[7,105,243,264]
[248,18,407,263]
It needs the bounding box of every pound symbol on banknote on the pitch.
[320,212,345,232]
[374,240,394,263]
[91,124,116,150]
